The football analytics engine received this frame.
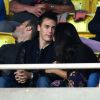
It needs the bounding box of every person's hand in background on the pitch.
[73,10,87,22]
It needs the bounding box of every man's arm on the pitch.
[10,0,30,13]
[10,0,46,17]
[48,4,75,14]
[46,2,75,14]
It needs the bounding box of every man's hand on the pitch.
[26,4,46,17]
[14,70,32,84]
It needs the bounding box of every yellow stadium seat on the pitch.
[67,15,93,32]
[3,0,9,15]
[0,32,15,47]
[67,15,96,38]
[72,0,90,12]
[72,0,99,13]
[67,0,99,38]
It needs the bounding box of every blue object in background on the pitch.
[0,0,6,21]
[87,72,100,87]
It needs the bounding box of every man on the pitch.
[88,7,100,41]
[88,7,100,87]
[0,12,57,87]
[13,20,37,43]
[0,0,74,32]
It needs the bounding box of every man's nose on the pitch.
[48,27,53,33]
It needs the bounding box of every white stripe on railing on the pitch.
[0,63,100,69]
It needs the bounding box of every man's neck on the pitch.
[39,37,51,49]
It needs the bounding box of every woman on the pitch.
[53,22,99,87]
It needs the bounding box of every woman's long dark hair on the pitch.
[54,22,82,63]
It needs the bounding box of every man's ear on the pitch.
[37,25,40,31]
[26,26,32,31]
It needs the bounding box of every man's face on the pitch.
[14,20,32,42]
[38,18,56,43]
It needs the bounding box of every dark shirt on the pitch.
[22,37,55,63]
[71,43,97,63]
[0,37,55,64]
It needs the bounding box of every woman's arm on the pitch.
[45,69,67,79]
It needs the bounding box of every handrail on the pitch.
[0,63,100,69]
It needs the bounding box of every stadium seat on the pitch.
[0,0,15,47]
[3,0,9,15]
[0,32,15,47]
[67,0,99,38]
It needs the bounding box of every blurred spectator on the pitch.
[87,72,100,87]
[0,0,6,21]
[0,0,75,32]
[88,7,100,41]
[13,20,37,42]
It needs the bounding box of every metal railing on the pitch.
[0,63,100,69]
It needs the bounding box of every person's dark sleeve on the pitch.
[0,43,23,64]
[0,45,8,63]
[88,7,100,35]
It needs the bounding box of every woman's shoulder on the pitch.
[75,43,97,62]
[76,43,93,51]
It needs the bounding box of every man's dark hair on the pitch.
[38,11,57,25]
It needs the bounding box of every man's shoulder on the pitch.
[0,42,24,53]
[22,39,37,47]
[95,7,100,16]
[0,43,22,64]
[0,44,15,51]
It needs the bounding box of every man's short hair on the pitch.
[38,11,57,25]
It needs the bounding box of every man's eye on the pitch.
[45,25,49,29]
[52,26,56,30]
